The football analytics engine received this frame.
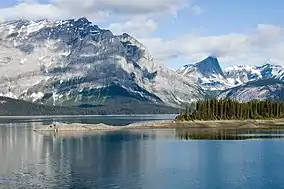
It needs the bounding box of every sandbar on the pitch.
[33,119,284,133]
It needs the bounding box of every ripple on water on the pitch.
[2,118,284,188]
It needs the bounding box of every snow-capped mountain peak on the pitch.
[218,62,284,102]
[0,18,204,107]
[178,56,224,77]
[177,55,284,94]
[193,56,225,78]
[224,63,284,85]
[177,56,229,90]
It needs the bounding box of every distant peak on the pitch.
[204,55,218,61]
[209,55,217,58]
[193,56,224,77]
[120,33,142,45]
[75,17,91,24]
[198,56,219,66]
[121,33,132,38]
[262,63,272,67]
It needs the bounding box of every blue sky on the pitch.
[155,0,283,37]
[0,0,283,69]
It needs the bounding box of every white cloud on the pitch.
[0,1,108,21]
[0,0,190,22]
[3,0,281,70]
[140,38,183,60]
[17,0,37,3]
[140,24,284,68]
[250,24,282,46]
[0,0,201,42]
[0,2,62,21]
[190,5,202,15]
[89,0,186,16]
[108,17,157,38]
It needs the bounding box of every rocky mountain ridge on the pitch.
[177,56,231,90]
[0,18,204,109]
[0,17,283,110]
[178,57,284,101]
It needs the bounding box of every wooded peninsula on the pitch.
[175,99,284,121]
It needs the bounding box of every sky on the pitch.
[0,0,283,69]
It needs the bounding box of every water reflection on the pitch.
[0,114,176,125]
[176,128,284,140]
[0,123,174,188]
[1,121,284,188]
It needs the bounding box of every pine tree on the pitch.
[176,99,284,121]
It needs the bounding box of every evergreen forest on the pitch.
[176,99,284,121]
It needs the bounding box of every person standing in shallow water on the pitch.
[53,122,58,132]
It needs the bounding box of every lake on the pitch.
[1,115,284,189]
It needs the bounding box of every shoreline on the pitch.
[33,119,284,132]
[0,114,177,119]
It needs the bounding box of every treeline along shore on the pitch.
[175,99,284,121]
[34,99,284,133]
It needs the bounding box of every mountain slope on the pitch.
[177,56,231,90]
[0,96,180,116]
[224,64,284,85]
[177,56,284,102]
[218,79,284,102]
[0,18,204,108]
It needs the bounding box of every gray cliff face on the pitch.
[177,56,230,90]
[218,79,284,102]
[177,56,284,101]
[224,64,284,85]
[0,18,204,107]
[219,64,284,101]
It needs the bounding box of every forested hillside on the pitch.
[176,99,284,121]
[0,97,179,116]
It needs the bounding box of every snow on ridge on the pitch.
[224,65,254,72]
[0,18,204,106]
[178,57,284,92]
[30,92,44,102]
[26,20,50,35]
[176,57,229,91]
[0,100,7,104]
[0,92,18,99]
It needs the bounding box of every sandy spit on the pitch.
[33,119,284,132]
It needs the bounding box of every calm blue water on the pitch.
[1,115,284,189]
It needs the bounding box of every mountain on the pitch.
[177,56,232,90]
[177,56,284,102]
[0,96,180,116]
[218,79,284,102]
[2,18,284,108]
[220,64,284,101]
[224,64,284,85]
[0,18,204,109]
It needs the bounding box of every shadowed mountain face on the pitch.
[191,56,225,78]
[0,96,181,115]
[0,18,204,108]
[178,56,224,78]
[220,64,284,101]
[1,17,284,110]
[218,79,284,102]
[223,64,284,85]
[177,56,229,90]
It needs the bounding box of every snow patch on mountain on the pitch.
[224,64,284,86]
[30,92,45,102]
[0,91,18,99]
[177,55,284,102]
[0,18,204,106]
[0,100,7,104]
[177,56,233,90]
[218,79,284,102]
